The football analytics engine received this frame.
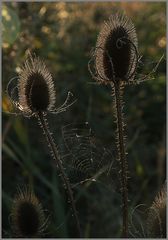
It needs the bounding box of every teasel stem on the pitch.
[112,82,128,238]
[37,111,82,237]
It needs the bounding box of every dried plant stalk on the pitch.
[38,112,81,237]
[89,13,139,237]
[112,82,128,237]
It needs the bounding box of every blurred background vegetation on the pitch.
[2,2,166,238]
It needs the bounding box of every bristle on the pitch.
[95,13,138,83]
[18,53,56,113]
[147,183,166,238]
[11,186,47,238]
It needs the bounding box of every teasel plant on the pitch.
[6,53,81,237]
[10,185,49,238]
[147,182,167,238]
[88,13,160,237]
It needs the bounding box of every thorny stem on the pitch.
[112,82,128,238]
[37,112,82,237]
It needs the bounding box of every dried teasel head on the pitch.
[7,52,76,118]
[147,183,167,238]
[11,186,48,238]
[89,13,138,85]
[18,53,56,114]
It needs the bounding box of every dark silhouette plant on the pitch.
[11,186,48,238]
[88,12,164,238]
[6,53,81,237]
[89,13,139,238]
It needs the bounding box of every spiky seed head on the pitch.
[11,186,47,238]
[18,54,56,113]
[147,183,167,238]
[95,13,138,84]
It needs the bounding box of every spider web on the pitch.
[129,204,148,238]
[6,76,19,103]
[61,122,115,186]
[134,54,165,84]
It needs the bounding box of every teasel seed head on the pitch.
[94,13,138,84]
[147,183,167,238]
[18,53,56,114]
[11,186,48,238]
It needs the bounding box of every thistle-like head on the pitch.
[7,53,76,117]
[11,186,48,238]
[18,53,56,114]
[89,13,138,85]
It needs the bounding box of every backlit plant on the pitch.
[11,186,48,238]
[7,53,81,237]
[89,13,139,237]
